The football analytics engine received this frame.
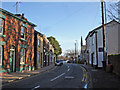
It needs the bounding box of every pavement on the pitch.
[81,64,120,89]
[0,64,55,86]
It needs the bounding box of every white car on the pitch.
[55,60,63,66]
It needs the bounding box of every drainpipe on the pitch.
[95,31,98,68]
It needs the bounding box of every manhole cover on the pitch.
[64,76,74,79]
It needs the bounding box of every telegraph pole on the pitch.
[101,0,106,70]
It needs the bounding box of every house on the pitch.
[43,34,49,67]
[0,8,36,74]
[49,44,54,65]
[34,30,43,69]
[85,20,120,68]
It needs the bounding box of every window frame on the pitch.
[38,37,40,46]
[38,51,40,63]
[0,18,4,35]
[21,26,26,40]
[20,48,26,64]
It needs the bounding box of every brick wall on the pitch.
[1,12,34,73]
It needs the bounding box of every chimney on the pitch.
[22,13,24,18]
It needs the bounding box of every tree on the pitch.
[47,36,62,58]
[64,49,79,60]
[107,1,120,21]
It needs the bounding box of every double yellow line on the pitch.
[81,66,87,82]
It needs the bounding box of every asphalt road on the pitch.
[2,63,88,89]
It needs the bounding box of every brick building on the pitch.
[34,30,43,69]
[0,8,36,74]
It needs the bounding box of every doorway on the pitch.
[10,46,16,72]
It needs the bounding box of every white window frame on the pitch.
[38,37,40,46]
[21,26,26,40]
[0,18,4,35]
[0,45,2,66]
[20,48,26,64]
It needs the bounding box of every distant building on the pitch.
[80,36,86,61]
[49,44,54,64]
[85,20,120,68]
[34,30,43,69]
[43,34,49,67]
[0,8,36,74]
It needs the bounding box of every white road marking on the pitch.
[84,84,87,89]
[68,66,69,68]
[31,85,40,90]
[67,69,70,72]
[50,73,65,82]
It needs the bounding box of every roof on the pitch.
[85,19,119,40]
[34,30,43,37]
[0,8,37,27]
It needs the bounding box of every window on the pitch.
[0,45,2,66]
[20,48,25,64]
[92,37,94,45]
[0,18,4,34]
[38,51,40,63]
[38,37,40,46]
[21,26,26,39]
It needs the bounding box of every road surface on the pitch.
[2,63,89,89]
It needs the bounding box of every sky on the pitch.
[1,1,113,55]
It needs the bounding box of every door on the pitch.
[10,47,15,72]
[91,53,94,67]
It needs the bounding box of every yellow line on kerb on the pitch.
[80,66,87,82]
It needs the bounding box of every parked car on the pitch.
[55,60,63,66]
[66,60,71,63]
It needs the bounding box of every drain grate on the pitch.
[64,76,74,79]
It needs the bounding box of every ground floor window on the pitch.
[0,45,2,66]
[38,51,40,63]
[20,48,26,64]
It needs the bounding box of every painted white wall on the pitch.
[106,22,119,55]
[97,28,103,67]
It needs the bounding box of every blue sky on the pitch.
[2,2,110,55]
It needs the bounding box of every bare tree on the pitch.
[107,1,120,21]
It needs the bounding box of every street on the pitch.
[2,63,88,89]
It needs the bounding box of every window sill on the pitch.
[20,64,26,66]
[0,34,6,37]
[21,38,27,42]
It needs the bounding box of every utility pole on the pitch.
[74,40,77,63]
[101,0,106,70]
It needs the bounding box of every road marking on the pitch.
[68,66,69,68]
[84,84,87,89]
[31,85,40,90]
[50,73,65,82]
[80,66,87,82]
[67,69,70,72]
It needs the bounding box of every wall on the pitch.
[106,21,119,55]
[108,54,120,76]
[1,12,35,73]
[97,28,103,67]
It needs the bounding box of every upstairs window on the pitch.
[38,37,40,46]
[0,18,4,35]
[21,26,26,39]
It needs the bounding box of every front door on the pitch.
[10,47,15,72]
